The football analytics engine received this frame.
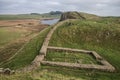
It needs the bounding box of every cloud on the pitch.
[0,0,120,16]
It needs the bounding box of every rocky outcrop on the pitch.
[59,11,86,21]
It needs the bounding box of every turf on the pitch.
[0,16,120,80]
[0,27,28,47]
[41,65,120,80]
[45,50,98,64]
[1,27,51,69]
[46,19,120,80]
[49,19,120,70]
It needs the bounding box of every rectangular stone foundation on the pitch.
[42,46,116,72]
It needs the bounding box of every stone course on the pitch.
[44,46,115,72]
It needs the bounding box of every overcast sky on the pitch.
[0,0,120,16]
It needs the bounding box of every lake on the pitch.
[41,19,59,25]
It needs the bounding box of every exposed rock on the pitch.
[0,68,15,75]
[59,11,86,21]
[3,68,11,75]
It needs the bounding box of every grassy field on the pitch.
[49,19,120,80]
[47,19,120,80]
[0,19,44,47]
[0,14,60,20]
[0,25,87,80]
[1,27,50,69]
[0,69,85,80]
[0,14,120,80]
[45,50,98,64]
[0,27,30,47]
[0,18,47,65]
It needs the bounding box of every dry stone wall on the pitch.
[41,61,115,72]
[45,46,115,72]
[32,21,66,67]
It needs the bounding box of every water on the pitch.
[41,19,59,25]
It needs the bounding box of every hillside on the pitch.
[59,11,100,21]
[48,17,120,80]
[0,12,120,80]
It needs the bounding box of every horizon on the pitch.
[0,11,120,17]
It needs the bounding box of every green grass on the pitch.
[1,27,51,69]
[1,65,120,80]
[0,16,120,80]
[0,69,85,80]
[0,27,27,47]
[47,19,120,80]
[45,50,98,64]
[0,41,25,64]
[0,73,33,80]
[41,65,120,80]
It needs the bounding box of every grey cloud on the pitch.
[0,0,120,16]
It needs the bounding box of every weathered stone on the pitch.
[47,46,92,54]
[41,61,115,72]
[3,68,11,75]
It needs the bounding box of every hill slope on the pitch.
[0,12,120,80]
[59,11,100,21]
[48,18,120,80]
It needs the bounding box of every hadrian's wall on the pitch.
[31,20,115,72]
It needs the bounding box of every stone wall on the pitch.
[31,19,115,72]
[45,46,115,72]
[47,46,92,54]
[41,60,115,72]
[31,21,66,67]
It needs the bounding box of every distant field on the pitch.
[0,19,47,47]
[0,27,30,47]
[0,14,60,20]
[0,19,40,27]
[0,19,47,67]
[0,20,37,47]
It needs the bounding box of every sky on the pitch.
[0,0,120,16]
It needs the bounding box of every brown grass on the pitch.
[0,19,48,65]
[0,19,40,27]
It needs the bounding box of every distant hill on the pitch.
[59,11,100,21]
[49,11,62,15]
[0,11,62,20]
